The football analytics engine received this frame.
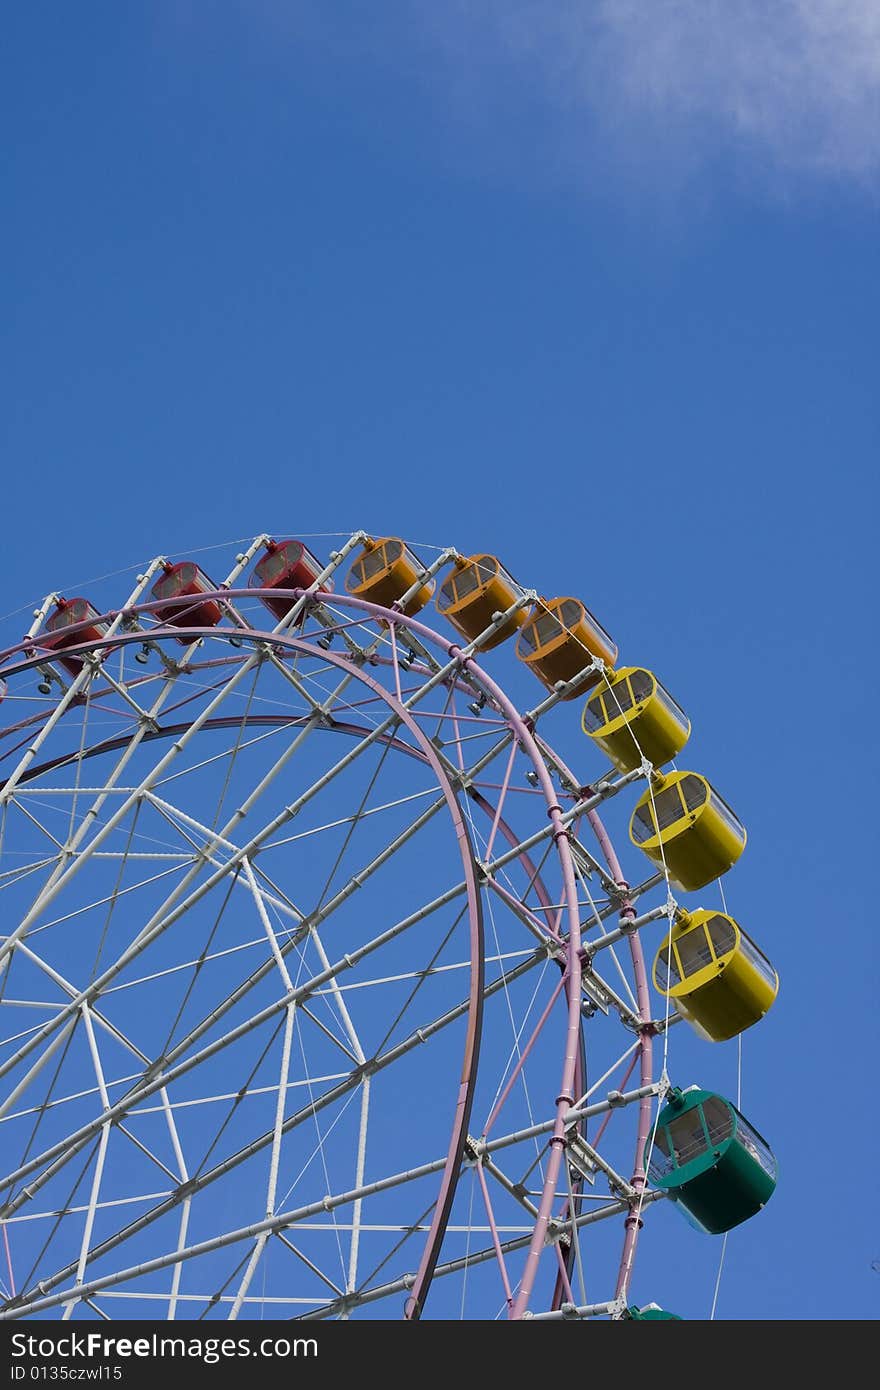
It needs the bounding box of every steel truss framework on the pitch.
[0,536,673,1321]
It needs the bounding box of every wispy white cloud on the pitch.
[415,0,880,185]
[593,0,880,180]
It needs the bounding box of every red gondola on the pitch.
[43,598,110,675]
[151,562,223,643]
[249,539,329,621]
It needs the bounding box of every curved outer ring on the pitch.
[537,737,655,1304]
[0,587,653,1316]
[0,626,487,1322]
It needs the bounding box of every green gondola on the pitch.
[626,1303,683,1320]
[648,1087,777,1234]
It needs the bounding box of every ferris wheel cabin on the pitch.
[151,561,223,643]
[653,910,778,1042]
[42,598,110,674]
[648,1087,777,1234]
[626,1304,683,1320]
[436,555,526,650]
[345,537,434,616]
[515,598,618,697]
[582,667,691,773]
[629,771,746,892]
[249,539,329,621]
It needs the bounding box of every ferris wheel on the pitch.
[0,533,778,1322]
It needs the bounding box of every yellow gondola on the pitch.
[345,537,434,616]
[516,598,617,698]
[436,555,526,650]
[653,909,777,1042]
[582,667,690,773]
[629,771,746,892]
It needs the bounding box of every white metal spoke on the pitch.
[1,951,549,1301]
[0,1086,660,1320]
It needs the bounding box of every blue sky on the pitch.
[2,3,877,1320]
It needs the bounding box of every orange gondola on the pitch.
[517,598,617,697]
[346,538,434,616]
[436,555,526,650]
